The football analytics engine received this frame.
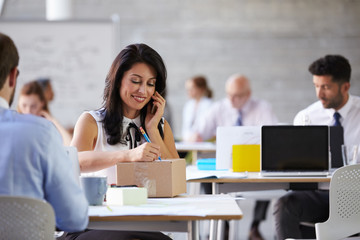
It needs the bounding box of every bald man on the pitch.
[194,74,278,240]
[196,74,278,141]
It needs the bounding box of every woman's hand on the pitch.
[145,91,165,130]
[39,110,53,121]
[128,142,161,162]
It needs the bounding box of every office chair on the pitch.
[0,195,55,240]
[315,164,360,240]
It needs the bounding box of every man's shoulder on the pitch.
[298,100,322,113]
[1,109,56,134]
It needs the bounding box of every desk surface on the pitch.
[186,166,331,183]
[89,194,242,223]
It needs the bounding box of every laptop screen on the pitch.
[261,126,329,172]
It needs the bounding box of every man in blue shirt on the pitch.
[0,32,89,233]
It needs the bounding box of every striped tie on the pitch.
[235,111,243,126]
[333,112,342,127]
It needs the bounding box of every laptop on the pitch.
[216,126,260,170]
[261,125,330,177]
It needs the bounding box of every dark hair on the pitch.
[191,75,213,98]
[308,55,351,83]
[0,33,19,90]
[102,43,167,145]
[18,81,49,112]
[36,78,51,90]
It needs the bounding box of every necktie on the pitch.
[125,122,141,149]
[235,111,243,126]
[333,112,342,127]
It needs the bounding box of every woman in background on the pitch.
[182,75,213,142]
[17,81,72,146]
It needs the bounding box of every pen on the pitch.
[139,126,161,161]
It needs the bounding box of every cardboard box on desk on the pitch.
[116,159,186,198]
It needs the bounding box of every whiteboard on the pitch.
[0,20,118,128]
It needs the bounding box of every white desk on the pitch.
[176,142,216,164]
[88,194,242,240]
[187,166,331,194]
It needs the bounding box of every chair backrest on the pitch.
[315,164,360,240]
[0,195,55,240]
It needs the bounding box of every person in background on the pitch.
[37,78,54,103]
[70,43,177,240]
[273,55,360,240]
[17,80,72,146]
[194,74,278,141]
[0,32,88,234]
[195,74,278,240]
[182,75,213,142]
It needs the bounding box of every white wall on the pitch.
[2,0,360,139]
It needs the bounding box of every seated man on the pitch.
[273,55,360,239]
[0,33,88,233]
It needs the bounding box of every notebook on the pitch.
[216,126,260,170]
[261,125,330,177]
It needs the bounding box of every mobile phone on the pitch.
[150,102,157,114]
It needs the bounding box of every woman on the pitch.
[182,75,213,142]
[17,81,72,146]
[71,43,179,185]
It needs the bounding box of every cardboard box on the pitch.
[232,144,260,172]
[116,159,186,198]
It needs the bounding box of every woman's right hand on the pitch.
[128,142,161,162]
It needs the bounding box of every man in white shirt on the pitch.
[195,74,278,240]
[195,74,278,141]
[273,55,360,240]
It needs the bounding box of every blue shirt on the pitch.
[0,104,88,232]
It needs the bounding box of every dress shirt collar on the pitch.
[239,97,253,115]
[225,97,253,114]
[0,96,9,109]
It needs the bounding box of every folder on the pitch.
[232,144,260,172]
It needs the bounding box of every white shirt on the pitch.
[0,96,9,109]
[87,110,145,184]
[87,109,164,185]
[294,95,360,147]
[182,97,213,141]
[197,97,278,141]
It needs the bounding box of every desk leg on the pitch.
[216,220,225,240]
[209,220,218,240]
[209,182,219,240]
[188,220,199,240]
[211,182,219,195]
[192,150,198,165]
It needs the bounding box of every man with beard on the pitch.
[273,55,360,240]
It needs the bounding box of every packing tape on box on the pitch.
[134,163,156,197]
